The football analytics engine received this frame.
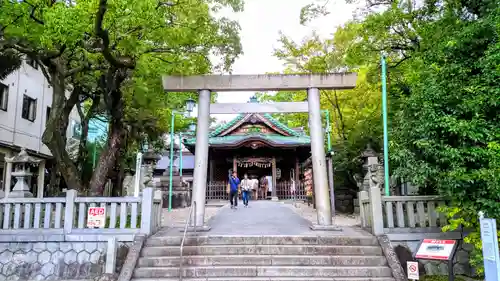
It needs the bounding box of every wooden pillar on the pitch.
[37,160,46,198]
[294,157,300,182]
[271,157,277,200]
[209,160,214,182]
[232,156,237,174]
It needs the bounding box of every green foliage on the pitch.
[0,0,243,192]
[294,0,499,273]
[105,215,141,229]
[259,31,383,198]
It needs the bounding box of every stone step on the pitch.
[137,255,388,267]
[145,235,379,247]
[132,277,396,281]
[141,245,383,256]
[132,266,393,278]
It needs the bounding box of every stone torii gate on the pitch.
[162,73,357,229]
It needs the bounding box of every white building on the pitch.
[0,59,81,197]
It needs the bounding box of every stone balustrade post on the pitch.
[64,189,77,234]
[369,186,384,235]
[140,187,154,235]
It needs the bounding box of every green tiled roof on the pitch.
[209,114,246,137]
[184,133,311,146]
[209,113,303,138]
[262,113,303,137]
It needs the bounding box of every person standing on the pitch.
[251,175,259,200]
[228,171,240,209]
[241,174,252,207]
[259,175,268,199]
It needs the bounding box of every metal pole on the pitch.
[381,54,390,196]
[168,111,175,211]
[179,132,183,178]
[92,144,97,169]
[324,110,335,217]
[325,110,332,151]
[191,89,210,227]
[307,88,332,226]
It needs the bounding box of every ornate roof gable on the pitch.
[209,113,303,138]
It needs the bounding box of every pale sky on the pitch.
[205,0,361,122]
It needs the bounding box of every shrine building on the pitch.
[183,99,311,200]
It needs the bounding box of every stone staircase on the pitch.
[131,235,395,281]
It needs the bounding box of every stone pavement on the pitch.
[205,200,370,236]
[160,205,221,227]
[283,201,361,226]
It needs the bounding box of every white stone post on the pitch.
[105,237,118,274]
[37,160,45,198]
[140,187,154,235]
[3,157,12,198]
[191,89,210,228]
[369,186,384,235]
[64,189,77,234]
[307,88,332,226]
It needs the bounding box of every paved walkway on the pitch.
[206,201,370,237]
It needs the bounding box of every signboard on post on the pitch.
[479,212,500,281]
[87,207,106,228]
[407,261,419,280]
[415,239,458,281]
[415,239,457,260]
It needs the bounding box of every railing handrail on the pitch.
[179,201,197,281]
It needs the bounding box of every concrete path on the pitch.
[206,200,370,237]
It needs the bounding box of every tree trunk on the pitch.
[41,70,85,192]
[88,72,127,196]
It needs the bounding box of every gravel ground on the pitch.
[283,201,361,226]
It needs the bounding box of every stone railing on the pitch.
[0,187,162,242]
[359,187,463,240]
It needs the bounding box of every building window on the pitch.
[46,106,51,122]
[71,119,82,138]
[26,58,38,69]
[0,83,8,111]
[21,95,37,122]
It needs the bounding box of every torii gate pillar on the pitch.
[163,74,357,229]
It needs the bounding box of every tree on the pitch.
[298,0,500,272]
[0,0,243,195]
[258,31,383,201]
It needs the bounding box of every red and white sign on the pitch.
[87,207,106,228]
[407,261,419,280]
[415,239,456,260]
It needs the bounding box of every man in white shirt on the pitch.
[266,175,273,194]
[240,174,252,207]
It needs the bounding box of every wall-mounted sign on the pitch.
[415,239,457,260]
[87,207,106,228]
[479,212,500,281]
[407,261,419,280]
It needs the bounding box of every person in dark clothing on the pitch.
[228,171,240,209]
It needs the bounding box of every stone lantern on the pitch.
[141,147,160,189]
[360,144,380,191]
[5,148,41,198]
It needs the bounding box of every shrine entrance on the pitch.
[162,73,357,229]
[182,97,311,202]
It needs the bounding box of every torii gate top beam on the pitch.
[162,73,357,92]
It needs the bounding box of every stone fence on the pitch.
[0,187,162,242]
[0,188,162,280]
[359,186,475,275]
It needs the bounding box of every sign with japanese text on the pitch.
[407,261,419,280]
[87,207,106,228]
[479,216,500,281]
[415,239,456,260]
